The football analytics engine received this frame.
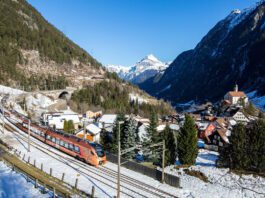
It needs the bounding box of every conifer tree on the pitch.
[247,119,265,172]
[219,123,249,169]
[163,125,177,166]
[178,115,198,165]
[219,120,265,172]
[143,111,159,161]
[122,117,137,159]
[111,113,126,153]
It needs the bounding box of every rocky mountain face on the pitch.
[0,0,104,89]
[106,54,170,84]
[139,1,265,105]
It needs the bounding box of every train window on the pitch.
[74,146,80,153]
[69,144,74,151]
[56,138,60,145]
[52,137,56,143]
[65,142,69,149]
[47,135,51,140]
[60,140,64,147]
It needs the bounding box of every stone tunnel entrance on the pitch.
[58,91,70,100]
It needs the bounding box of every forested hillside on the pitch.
[0,0,101,89]
[70,79,174,117]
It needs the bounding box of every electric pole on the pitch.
[117,121,122,198]
[1,105,4,134]
[28,119,31,152]
[162,139,165,183]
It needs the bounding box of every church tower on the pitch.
[234,84,238,92]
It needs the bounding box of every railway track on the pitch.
[2,117,176,198]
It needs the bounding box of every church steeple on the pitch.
[234,83,238,92]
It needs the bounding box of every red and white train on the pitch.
[4,110,107,167]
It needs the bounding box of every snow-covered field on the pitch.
[0,161,49,198]
[161,149,265,198]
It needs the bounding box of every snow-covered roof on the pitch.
[99,114,117,124]
[86,124,101,135]
[229,119,237,126]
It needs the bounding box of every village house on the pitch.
[208,118,231,147]
[198,122,216,142]
[98,114,117,132]
[76,123,101,143]
[223,107,250,124]
[42,109,80,130]
[224,84,248,105]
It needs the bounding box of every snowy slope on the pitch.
[105,54,170,84]
[160,149,265,198]
[0,85,25,95]
[0,162,49,198]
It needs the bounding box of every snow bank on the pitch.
[0,85,25,95]
[0,162,49,198]
[26,93,54,109]
[161,149,265,198]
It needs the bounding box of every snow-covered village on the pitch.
[1,0,265,198]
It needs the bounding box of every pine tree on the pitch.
[111,113,126,153]
[219,123,249,169]
[100,127,112,150]
[143,111,159,161]
[163,125,177,166]
[247,119,265,172]
[122,117,137,159]
[178,115,198,165]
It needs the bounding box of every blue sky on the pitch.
[28,0,258,66]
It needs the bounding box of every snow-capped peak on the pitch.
[144,54,160,62]
[231,9,241,15]
[105,54,171,84]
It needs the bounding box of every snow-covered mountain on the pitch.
[105,54,170,84]
[104,65,130,79]
[139,1,265,105]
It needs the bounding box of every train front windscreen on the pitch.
[91,143,105,157]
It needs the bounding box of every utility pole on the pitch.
[162,139,165,183]
[1,105,4,134]
[28,119,31,152]
[117,122,121,198]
